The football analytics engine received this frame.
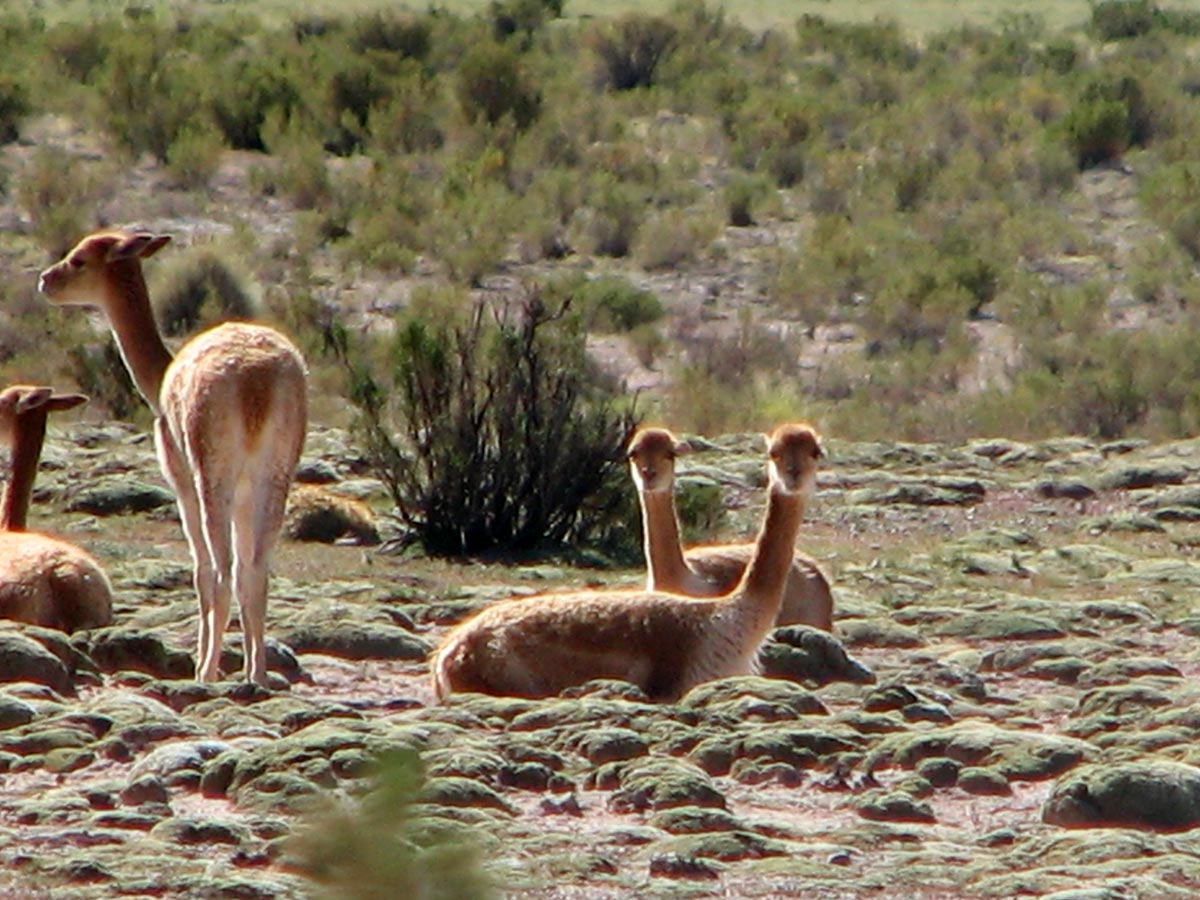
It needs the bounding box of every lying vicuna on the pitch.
[433,423,822,701]
[39,230,307,685]
[0,385,113,632]
[627,427,833,631]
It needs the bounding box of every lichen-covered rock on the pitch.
[866,724,1095,782]
[609,759,725,813]
[681,676,827,717]
[84,628,194,680]
[0,629,73,694]
[277,622,430,661]
[759,627,876,685]
[855,791,936,823]
[66,479,175,515]
[1043,761,1200,831]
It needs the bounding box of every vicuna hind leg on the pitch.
[157,422,226,681]
[231,469,290,686]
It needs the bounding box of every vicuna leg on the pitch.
[231,470,289,685]
[157,421,223,680]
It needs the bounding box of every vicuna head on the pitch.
[0,385,87,441]
[765,423,822,499]
[38,230,172,308]
[627,427,690,494]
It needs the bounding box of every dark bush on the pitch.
[1063,96,1131,168]
[349,12,432,58]
[489,0,563,43]
[332,288,639,556]
[0,74,29,144]
[155,252,257,337]
[455,40,541,128]
[69,338,143,421]
[1089,0,1160,41]
[325,57,392,154]
[588,14,678,91]
[209,56,300,151]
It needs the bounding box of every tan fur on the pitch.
[627,426,834,631]
[0,385,113,632]
[433,423,822,701]
[39,231,307,685]
[284,484,380,545]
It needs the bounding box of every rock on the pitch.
[129,739,233,789]
[277,622,430,661]
[0,694,37,731]
[0,629,73,694]
[1043,761,1200,831]
[1097,463,1187,491]
[576,728,649,766]
[856,791,936,823]
[84,628,194,680]
[609,759,725,813]
[846,477,985,507]
[421,776,517,814]
[759,626,876,685]
[66,480,175,516]
[681,676,827,716]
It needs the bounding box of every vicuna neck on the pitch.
[733,485,806,624]
[1,409,47,531]
[640,487,692,590]
[103,261,174,414]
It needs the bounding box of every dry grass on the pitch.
[27,0,1096,35]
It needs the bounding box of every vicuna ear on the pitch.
[108,233,171,262]
[674,439,693,457]
[45,393,89,413]
[15,387,54,414]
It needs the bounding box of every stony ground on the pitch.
[4,421,1200,899]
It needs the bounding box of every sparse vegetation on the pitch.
[2,0,1200,453]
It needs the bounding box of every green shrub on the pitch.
[324,56,392,154]
[208,56,300,151]
[97,24,203,161]
[348,11,432,58]
[331,288,639,556]
[554,275,664,333]
[724,172,772,227]
[165,123,225,188]
[1063,96,1131,168]
[727,90,812,188]
[16,148,108,256]
[632,207,719,270]
[569,173,645,258]
[676,479,726,543]
[289,749,496,900]
[1139,161,1200,259]
[1090,0,1160,41]
[455,40,541,128]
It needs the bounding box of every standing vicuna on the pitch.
[626,427,833,631]
[433,423,823,701]
[39,230,307,685]
[0,385,113,632]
